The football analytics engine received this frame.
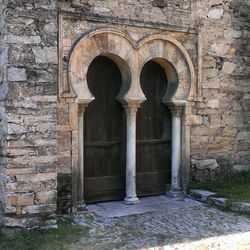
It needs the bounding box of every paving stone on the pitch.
[70,197,250,250]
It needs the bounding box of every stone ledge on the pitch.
[189,189,216,201]
[208,197,228,207]
[232,165,250,173]
[231,202,250,213]
[189,189,250,213]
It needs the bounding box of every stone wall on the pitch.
[59,0,191,27]
[1,0,58,228]
[190,0,250,180]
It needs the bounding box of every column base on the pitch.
[77,200,87,211]
[167,189,185,200]
[124,196,140,205]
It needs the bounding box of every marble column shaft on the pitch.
[78,104,87,209]
[168,103,185,198]
[123,103,140,205]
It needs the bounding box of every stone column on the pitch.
[123,103,140,205]
[77,104,87,210]
[167,102,185,198]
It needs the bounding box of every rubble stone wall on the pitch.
[2,0,58,228]
[190,0,250,181]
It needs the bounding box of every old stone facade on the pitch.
[0,0,249,228]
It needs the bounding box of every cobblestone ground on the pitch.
[69,200,250,250]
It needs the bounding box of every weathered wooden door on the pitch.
[136,60,172,196]
[84,56,125,203]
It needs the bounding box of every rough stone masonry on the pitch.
[0,0,249,228]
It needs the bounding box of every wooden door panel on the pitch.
[137,60,171,196]
[84,56,125,203]
[137,171,171,196]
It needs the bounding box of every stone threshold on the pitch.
[189,189,250,213]
[81,195,202,218]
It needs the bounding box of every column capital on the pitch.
[123,102,141,116]
[168,105,184,117]
[78,104,88,115]
[167,101,186,117]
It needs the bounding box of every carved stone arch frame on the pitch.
[68,28,196,210]
[68,29,146,210]
[137,35,196,196]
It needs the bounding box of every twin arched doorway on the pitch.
[84,56,171,203]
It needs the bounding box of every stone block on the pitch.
[191,127,220,137]
[35,191,56,204]
[232,165,250,173]
[57,156,71,173]
[222,62,236,74]
[17,193,34,206]
[57,130,72,152]
[15,179,57,193]
[4,206,16,214]
[7,35,41,44]
[186,115,203,125]
[242,30,250,39]
[4,216,42,228]
[10,155,57,166]
[7,123,26,135]
[189,190,216,202]
[6,182,17,192]
[8,147,35,157]
[31,95,57,102]
[191,159,219,170]
[32,46,57,64]
[16,173,57,182]
[6,194,17,206]
[236,132,250,141]
[207,8,223,19]
[207,100,219,109]
[7,67,27,82]
[7,168,33,175]
[208,0,223,6]
[231,202,250,212]
[210,114,221,128]
[208,197,228,207]
[211,43,229,57]
[227,30,242,39]
[22,204,57,214]
[58,112,69,125]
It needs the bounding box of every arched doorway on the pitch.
[136,60,172,196]
[84,56,126,203]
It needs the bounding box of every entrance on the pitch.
[136,60,172,196]
[84,56,126,203]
